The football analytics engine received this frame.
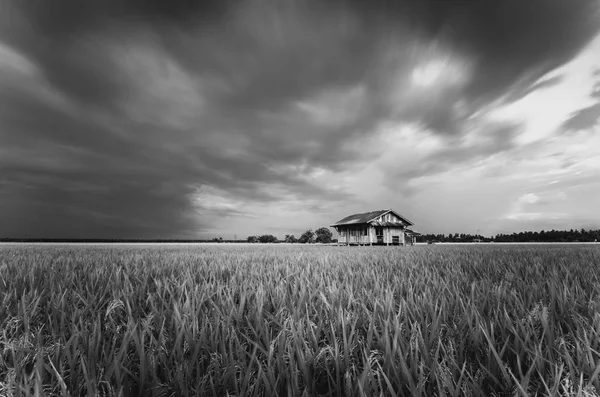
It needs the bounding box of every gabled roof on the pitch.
[370,221,405,227]
[331,210,388,226]
[330,209,414,227]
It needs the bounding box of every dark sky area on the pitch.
[1,0,599,238]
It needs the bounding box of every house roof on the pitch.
[405,228,421,235]
[370,221,406,227]
[330,209,414,227]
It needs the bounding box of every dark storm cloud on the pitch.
[6,0,597,129]
[340,0,598,112]
[0,81,201,238]
[562,103,600,132]
[562,72,600,132]
[1,0,599,237]
[0,0,231,109]
[0,66,340,238]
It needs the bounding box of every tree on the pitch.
[315,227,333,244]
[298,229,315,244]
[246,235,259,243]
[284,234,298,243]
[258,234,278,243]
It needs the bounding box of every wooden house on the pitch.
[330,209,417,246]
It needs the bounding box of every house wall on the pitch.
[336,226,370,245]
[369,226,406,244]
[385,227,405,244]
[336,225,407,245]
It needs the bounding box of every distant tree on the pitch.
[284,234,298,243]
[247,235,259,243]
[315,227,333,244]
[298,229,315,244]
[211,236,224,243]
[258,234,278,243]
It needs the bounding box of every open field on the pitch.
[1,244,600,396]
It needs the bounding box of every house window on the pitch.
[363,228,368,236]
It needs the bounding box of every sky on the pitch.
[1,0,600,239]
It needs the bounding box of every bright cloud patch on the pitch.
[411,58,470,88]
[488,33,600,143]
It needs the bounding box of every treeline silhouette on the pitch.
[416,234,491,243]
[494,229,600,243]
[246,228,334,244]
[417,229,600,243]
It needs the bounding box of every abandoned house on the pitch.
[330,209,420,246]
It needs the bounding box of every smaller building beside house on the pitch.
[330,209,419,246]
[404,228,421,245]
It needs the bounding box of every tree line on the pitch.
[493,229,600,243]
[246,227,334,244]
[417,229,600,243]
[416,233,491,243]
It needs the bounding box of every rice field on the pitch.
[1,243,600,397]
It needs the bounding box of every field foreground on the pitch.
[1,244,600,396]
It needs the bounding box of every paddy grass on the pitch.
[1,243,600,396]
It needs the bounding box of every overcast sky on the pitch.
[1,0,600,239]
